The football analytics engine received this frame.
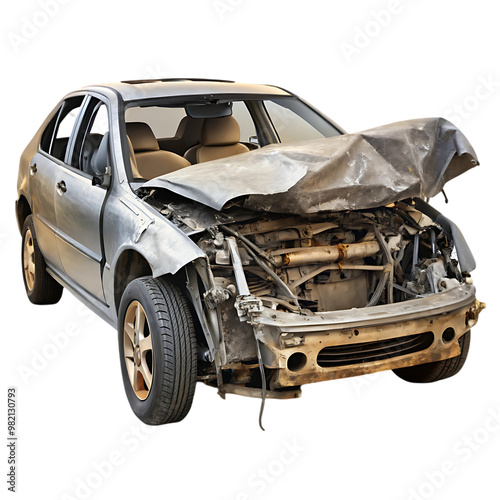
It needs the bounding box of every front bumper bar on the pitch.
[252,285,482,389]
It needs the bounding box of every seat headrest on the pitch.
[176,115,205,147]
[201,116,240,146]
[126,122,159,152]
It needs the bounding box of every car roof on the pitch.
[84,78,292,102]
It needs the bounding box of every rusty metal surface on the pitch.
[144,117,478,214]
[271,240,380,267]
[254,285,476,333]
[218,291,257,365]
[261,298,477,389]
[218,383,301,400]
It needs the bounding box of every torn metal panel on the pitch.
[145,155,307,211]
[119,197,155,242]
[144,118,478,214]
[413,198,476,273]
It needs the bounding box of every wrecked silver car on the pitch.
[16,78,484,427]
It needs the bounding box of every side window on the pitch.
[48,96,85,162]
[40,113,58,154]
[232,101,258,144]
[76,100,110,175]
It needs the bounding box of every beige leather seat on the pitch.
[184,116,249,164]
[126,122,190,180]
[159,116,204,156]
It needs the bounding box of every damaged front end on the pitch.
[137,117,484,412]
[141,190,484,404]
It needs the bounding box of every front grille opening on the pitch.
[317,332,434,368]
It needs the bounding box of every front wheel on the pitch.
[393,331,471,383]
[118,277,197,425]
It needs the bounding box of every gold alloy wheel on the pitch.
[23,228,35,291]
[123,300,154,400]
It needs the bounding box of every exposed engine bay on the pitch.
[141,187,477,370]
[197,200,467,314]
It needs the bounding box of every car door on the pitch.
[30,95,86,272]
[52,96,110,302]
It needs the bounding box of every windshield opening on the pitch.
[123,95,342,184]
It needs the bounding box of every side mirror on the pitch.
[92,132,110,175]
[91,132,111,188]
[92,167,111,188]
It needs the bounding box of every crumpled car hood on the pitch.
[143,117,478,214]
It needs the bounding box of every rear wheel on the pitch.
[118,277,197,425]
[21,215,63,304]
[393,331,470,383]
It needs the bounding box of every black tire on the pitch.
[118,277,197,425]
[393,331,471,383]
[21,215,63,305]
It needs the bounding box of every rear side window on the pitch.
[40,114,58,154]
[40,96,85,162]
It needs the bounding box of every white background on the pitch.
[1,1,498,499]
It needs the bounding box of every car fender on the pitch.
[103,192,206,310]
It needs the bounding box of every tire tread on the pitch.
[393,331,471,383]
[123,277,197,425]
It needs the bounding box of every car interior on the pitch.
[125,106,256,181]
[126,122,191,179]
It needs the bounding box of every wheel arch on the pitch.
[112,252,219,367]
[16,195,32,234]
[113,249,153,313]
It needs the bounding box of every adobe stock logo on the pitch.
[234,439,306,499]
[339,0,416,63]
[17,303,95,384]
[407,406,500,500]
[213,0,245,21]
[443,75,500,126]
[7,0,72,54]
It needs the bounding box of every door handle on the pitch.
[30,163,37,175]
[56,181,67,195]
